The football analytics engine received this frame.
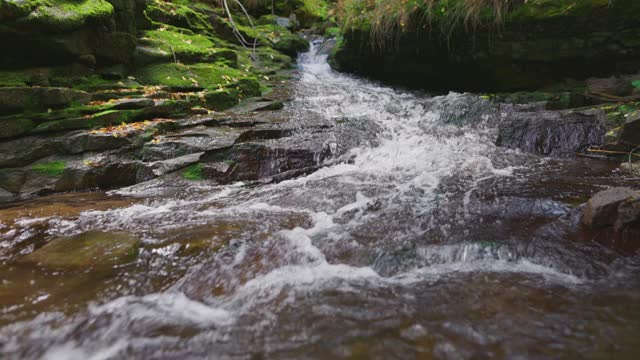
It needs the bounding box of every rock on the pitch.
[316,38,337,56]
[0,117,35,139]
[139,126,241,161]
[586,77,634,97]
[63,131,137,154]
[582,187,640,229]
[112,98,155,110]
[273,34,310,57]
[618,112,640,146]
[496,109,606,157]
[148,152,203,177]
[0,187,16,202]
[0,87,91,114]
[579,187,640,253]
[233,100,284,113]
[21,231,139,270]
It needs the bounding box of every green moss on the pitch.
[22,0,114,31]
[182,163,204,180]
[135,62,255,91]
[272,34,310,57]
[324,26,341,38]
[145,2,213,34]
[32,161,66,177]
[0,70,30,87]
[140,28,238,66]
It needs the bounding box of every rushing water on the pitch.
[1,42,639,359]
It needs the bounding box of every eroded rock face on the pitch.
[496,110,605,157]
[21,231,140,270]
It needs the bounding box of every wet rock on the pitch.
[63,131,137,154]
[0,135,58,168]
[497,109,606,157]
[112,98,155,110]
[316,38,337,56]
[579,187,640,253]
[0,87,91,115]
[139,127,241,161]
[58,160,154,192]
[233,100,285,113]
[582,187,640,229]
[22,231,139,270]
[148,152,203,177]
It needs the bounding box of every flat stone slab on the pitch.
[22,231,140,270]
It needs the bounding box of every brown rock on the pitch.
[582,187,640,229]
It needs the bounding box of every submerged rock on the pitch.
[22,231,139,270]
[496,109,605,157]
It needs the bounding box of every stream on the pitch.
[1,42,639,359]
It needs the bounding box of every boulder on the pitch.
[580,187,640,253]
[582,187,640,229]
[496,109,605,157]
[21,231,139,270]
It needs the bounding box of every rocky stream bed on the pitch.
[0,41,639,359]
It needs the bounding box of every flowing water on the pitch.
[1,42,639,359]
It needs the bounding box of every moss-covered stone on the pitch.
[144,2,213,34]
[272,33,309,57]
[138,28,237,66]
[0,87,91,115]
[31,160,66,177]
[0,117,35,138]
[13,0,115,32]
[22,231,139,270]
[134,62,253,91]
[182,162,204,180]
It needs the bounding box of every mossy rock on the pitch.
[272,34,309,57]
[31,160,66,177]
[134,62,255,91]
[22,231,139,270]
[138,28,237,66]
[144,3,212,34]
[182,162,204,180]
[0,117,35,138]
[31,108,144,133]
[12,0,115,32]
[0,87,91,115]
